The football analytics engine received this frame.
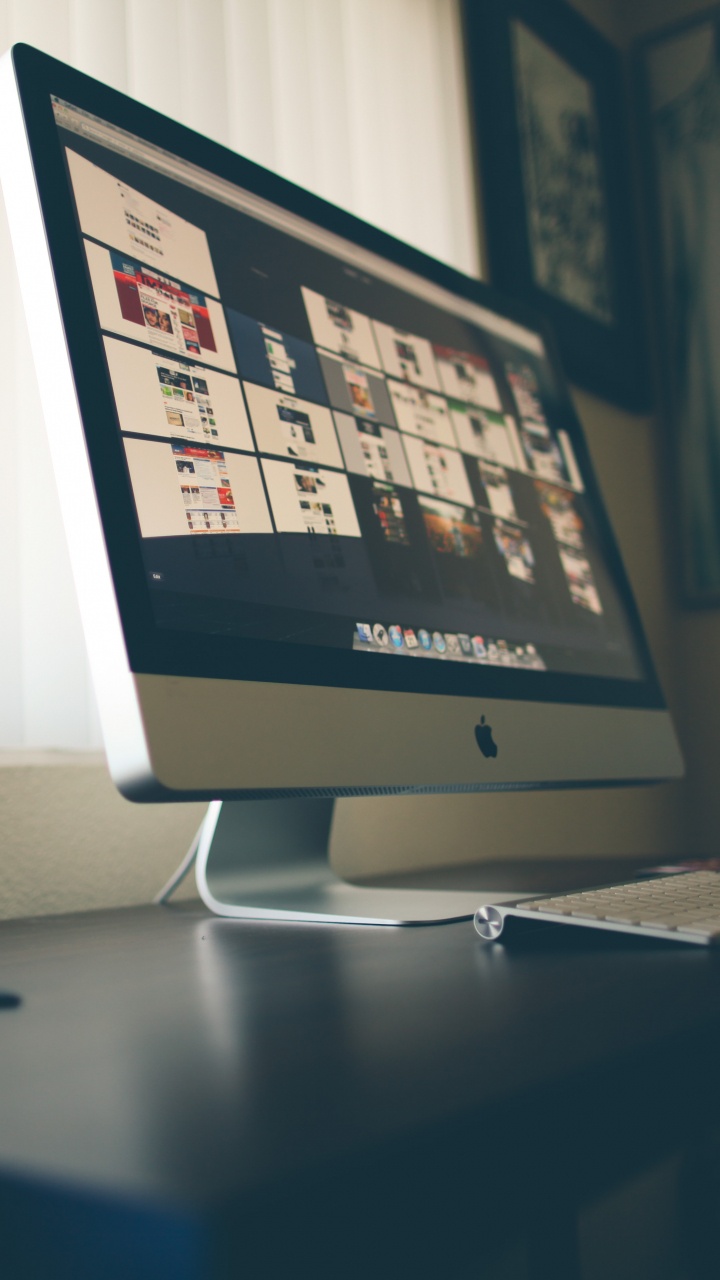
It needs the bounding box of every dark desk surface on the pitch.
[2,862,720,1279]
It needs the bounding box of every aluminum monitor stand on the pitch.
[195,797,490,925]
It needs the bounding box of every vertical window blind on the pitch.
[0,0,479,749]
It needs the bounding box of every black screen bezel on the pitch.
[12,42,664,710]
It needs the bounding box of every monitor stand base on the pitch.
[195,798,485,925]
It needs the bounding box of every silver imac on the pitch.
[0,45,683,924]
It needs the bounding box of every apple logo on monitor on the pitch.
[475,715,498,758]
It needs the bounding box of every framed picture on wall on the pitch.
[462,0,649,411]
[637,9,720,604]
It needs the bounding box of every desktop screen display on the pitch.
[0,40,683,818]
[50,94,647,694]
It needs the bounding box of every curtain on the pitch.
[0,0,479,749]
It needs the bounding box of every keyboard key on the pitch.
[682,920,720,936]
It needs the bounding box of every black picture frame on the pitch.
[462,0,649,411]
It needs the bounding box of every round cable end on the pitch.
[473,904,505,941]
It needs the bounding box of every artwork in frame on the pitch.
[637,10,720,603]
[462,0,649,411]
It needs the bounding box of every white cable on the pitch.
[152,810,209,905]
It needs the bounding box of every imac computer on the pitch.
[0,45,683,925]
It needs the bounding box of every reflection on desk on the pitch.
[0,886,719,1279]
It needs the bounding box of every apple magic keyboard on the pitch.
[474,870,720,945]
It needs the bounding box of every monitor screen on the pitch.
[0,44,681,808]
[52,93,645,692]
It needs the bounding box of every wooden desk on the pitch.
[1,872,720,1279]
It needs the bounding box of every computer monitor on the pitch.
[0,44,682,924]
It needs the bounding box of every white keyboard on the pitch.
[474,870,720,945]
